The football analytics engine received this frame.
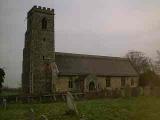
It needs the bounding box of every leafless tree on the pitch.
[156,50,160,64]
[126,50,153,74]
[0,68,5,93]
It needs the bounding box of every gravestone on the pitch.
[53,95,56,101]
[62,95,66,101]
[124,85,131,97]
[139,87,144,96]
[2,98,7,109]
[121,89,124,97]
[74,94,79,100]
[40,115,48,120]
[66,92,79,116]
[29,108,35,120]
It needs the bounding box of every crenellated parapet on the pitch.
[28,5,54,17]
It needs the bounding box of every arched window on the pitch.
[69,80,73,88]
[89,81,95,91]
[42,18,47,29]
[131,78,134,86]
[121,77,126,87]
[106,77,111,87]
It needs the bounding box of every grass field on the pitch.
[0,90,19,97]
[0,96,160,120]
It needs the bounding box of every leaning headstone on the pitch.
[40,115,48,120]
[74,94,79,100]
[139,87,144,96]
[62,95,66,101]
[124,85,131,97]
[53,95,56,101]
[29,108,35,120]
[121,89,125,97]
[2,98,7,109]
[66,92,79,116]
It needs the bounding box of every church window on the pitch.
[43,56,45,60]
[43,38,46,42]
[106,77,111,87]
[69,79,73,88]
[42,17,47,29]
[121,77,126,87]
[131,78,134,86]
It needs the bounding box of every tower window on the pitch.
[43,56,45,60]
[42,18,47,29]
[43,38,46,42]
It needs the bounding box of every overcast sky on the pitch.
[0,0,160,88]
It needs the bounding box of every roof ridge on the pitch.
[55,52,128,61]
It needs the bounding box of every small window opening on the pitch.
[106,77,111,87]
[42,18,47,29]
[121,77,126,87]
[69,78,73,88]
[131,78,134,86]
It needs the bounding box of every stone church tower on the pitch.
[22,6,57,94]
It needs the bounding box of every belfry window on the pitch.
[42,18,47,29]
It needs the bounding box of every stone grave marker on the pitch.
[29,108,35,120]
[53,95,56,101]
[62,95,66,101]
[66,92,79,116]
[2,98,7,109]
[74,94,79,100]
[40,115,48,120]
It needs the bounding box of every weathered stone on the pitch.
[2,98,7,109]
[66,92,79,116]
[22,6,139,95]
[29,108,35,120]
[40,115,48,120]
[22,6,57,94]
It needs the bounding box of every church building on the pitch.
[22,6,139,94]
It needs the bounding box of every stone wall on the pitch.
[22,6,55,94]
[55,75,139,92]
[97,76,139,90]
[97,77,106,90]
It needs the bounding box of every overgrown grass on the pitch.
[0,97,160,120]
[0,91,19,96]
[130,96,160,120]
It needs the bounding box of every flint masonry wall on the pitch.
[22,6,55,94]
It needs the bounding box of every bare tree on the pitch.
[0,68,5,93]
[126,51,153,74]
[154,50,160,75]
[156,50,160,64]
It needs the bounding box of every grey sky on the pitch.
[0,0,160,88]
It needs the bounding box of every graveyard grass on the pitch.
[0,96,160,120]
